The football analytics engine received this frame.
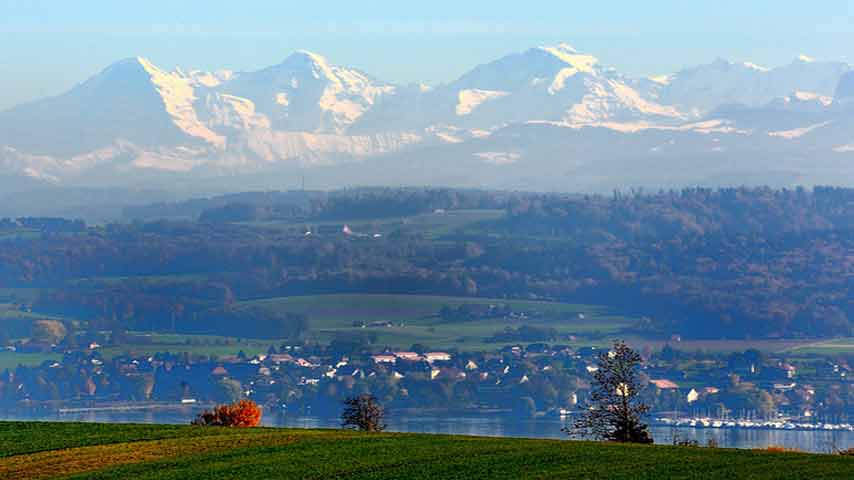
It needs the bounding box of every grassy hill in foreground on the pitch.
[1,422,853,479]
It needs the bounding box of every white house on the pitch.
[424,352,452,363]
[687,388,699,403]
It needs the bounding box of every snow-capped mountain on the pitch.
[440,43,683,127]
[2,44,854,192]
[0,57,212,157]
[354,43,683,132]
[218,50,395,134]
[659,55,850,113]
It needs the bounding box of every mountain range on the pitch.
[3,43,854,195]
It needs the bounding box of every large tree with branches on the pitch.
[341,394,386,432]
[568,340,653,443]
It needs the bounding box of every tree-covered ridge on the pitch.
[501,186,854,240]
[1,186,854,339]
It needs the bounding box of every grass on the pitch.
[99,337,273,361]
[0,229,41,240]
[785,338,854,355]
[0,352,62,370]
[237,294,636,351]
[98,293,827,355]
[0,303,55,321]
[629,338,816,354]
[0,422,852,479]
[0,288,41,304]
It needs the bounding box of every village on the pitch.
[2,338,851,428]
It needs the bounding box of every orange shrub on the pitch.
[192,400,262,427]
[759,445,800,453]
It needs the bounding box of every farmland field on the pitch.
[0,422,852,479]
[785,338,854,355]
[236,294,636,350]
[98,335,273,360]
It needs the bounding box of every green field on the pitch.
[629,339,816,354]
[785,338,854,355]
[237,294,635,350]
[0,352,61,370]
[0,303,51,321]
[0,288,41,304]
[0,229,41,240]
[0,422,851,479]
[99,335,274,361]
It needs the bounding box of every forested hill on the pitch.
[2,186,854,339]
[123,188,511,223]
[498,186,854,241]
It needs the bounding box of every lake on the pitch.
[3,407,852,454]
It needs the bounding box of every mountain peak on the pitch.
[99,56,167,80]
[135,56,167,76]
[536,43,598,72]
[282,50,331,68]
[104,56,149,71]
[544,42,579,54]
[742,61,769,72]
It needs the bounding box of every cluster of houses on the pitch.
[0,340,851,422]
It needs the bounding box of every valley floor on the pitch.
[0,422,852,479]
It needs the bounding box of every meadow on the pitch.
[785,338,854,355]
[0,422,852,479]
[235,293,635,350]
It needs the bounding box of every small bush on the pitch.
[760,445,800,453]
[192,400,262,427]
[706,438,719,449]
[672,437,699,447]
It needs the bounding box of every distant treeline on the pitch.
[499,186,854,241]
[122,190,320,222]
[124,188,512,223]
[0,217,86,232]
[4,186,854,340]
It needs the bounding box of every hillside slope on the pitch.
[0,422,851,479]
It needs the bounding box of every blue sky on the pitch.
[1,1,853,109]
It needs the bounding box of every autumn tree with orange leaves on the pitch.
[192,399,262,427]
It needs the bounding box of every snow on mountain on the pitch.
[135,57,225,147]
[661,56,850,112]
[420,43,685,129]
[768,121,832,139]
[455,89,510,116]
[2,45,854,190]
[0,57,205,157]
[217,51,395,134]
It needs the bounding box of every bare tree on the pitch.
[567,340,653,444]
[341,394,386,432]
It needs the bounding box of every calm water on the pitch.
[3,408,852,454]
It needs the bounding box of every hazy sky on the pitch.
[2,1,853,110]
